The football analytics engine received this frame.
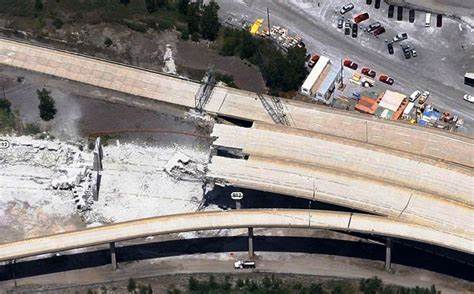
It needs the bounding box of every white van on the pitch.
[425,13,431,27]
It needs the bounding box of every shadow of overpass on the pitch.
[1,236,472,282]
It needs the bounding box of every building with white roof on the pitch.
[300,56,341,104]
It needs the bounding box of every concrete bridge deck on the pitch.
[0,37,472,167]
[208,124,474,238]
[0,209,472,262]
[211,123,473,205]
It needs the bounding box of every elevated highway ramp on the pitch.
[211,123,473,205]
[208,123,474,238]
[0,209,472,262]
[0,37,472,167]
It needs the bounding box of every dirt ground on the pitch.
[175,40,266,92]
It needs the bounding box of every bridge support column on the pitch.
[110,242,117,270]
[385,238,392,272]
[9,259,17,287]
[248,227,254,259]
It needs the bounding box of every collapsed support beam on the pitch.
[248,227,254,259]
[385,238,392,272]
[110,242,117,270]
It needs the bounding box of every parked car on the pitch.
[409,9,415,23]
[361,67,376,78]
[401,44,411,59]
[308,54,320,68]
[393,33,408,42]
[387,42,394,54]
[463,94,474,103]
[352,23,358,37]
[354,12,370,23]
[343,59,358,70]
[409,90,421,102]
[345,21,351,35]
[388,5,395,18]
[411,49,417,57]
[379,75,394,85]
[367,21,381,32]
[418,91,430,105]
[338,17,344,29]
[373,26,386,36]
[340,3,354,15]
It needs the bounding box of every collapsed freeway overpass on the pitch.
[0,37,472,271]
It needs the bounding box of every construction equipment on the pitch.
[257,93,290,126]
[195,68,216,112]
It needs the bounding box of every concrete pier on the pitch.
[110,242,117,270]
[385,238,392,272]
[248,227,254,259]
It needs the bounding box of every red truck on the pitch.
[354,12,369,24]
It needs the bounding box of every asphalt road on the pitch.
[1,250,472,293]
[217,0,474,135]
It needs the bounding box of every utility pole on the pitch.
[267,8,271,36]
[340,58,344,88]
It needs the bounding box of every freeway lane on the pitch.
[0,209,472,262]
[217,0,474,133]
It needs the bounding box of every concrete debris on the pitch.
[164,151,206,182]
[162,44,177,75]
[185,109,215,130]
[1,133,210,241]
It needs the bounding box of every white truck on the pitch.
[234,260,256,269]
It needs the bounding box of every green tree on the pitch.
[0,98,11,114]
[200,0,220,41]
[186,3,200,35]
[360,277,383,294]
[35,0,43,11]
[309,283,324,294]
[145,0,157,13]
[120,0,130,5]
[239,31,256,59]
[52,18,64,29]
[177,0,189,15]
[127,278,137,293]
[188,277,198,291]
[37,88,56,121]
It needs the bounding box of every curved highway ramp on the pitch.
[0,209,472,263]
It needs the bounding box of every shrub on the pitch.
[123,19,147,33]
[37,88,57,121]
[52,18,63,29]
[0,98,11,114]
[191,32,199,42]
[104,37,113,47]
[24,123,41,135]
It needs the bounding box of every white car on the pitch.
[464,94,474,103]
[340,3,354,15]
[409,90,421,102]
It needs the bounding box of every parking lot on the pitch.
[216,0,474,135]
